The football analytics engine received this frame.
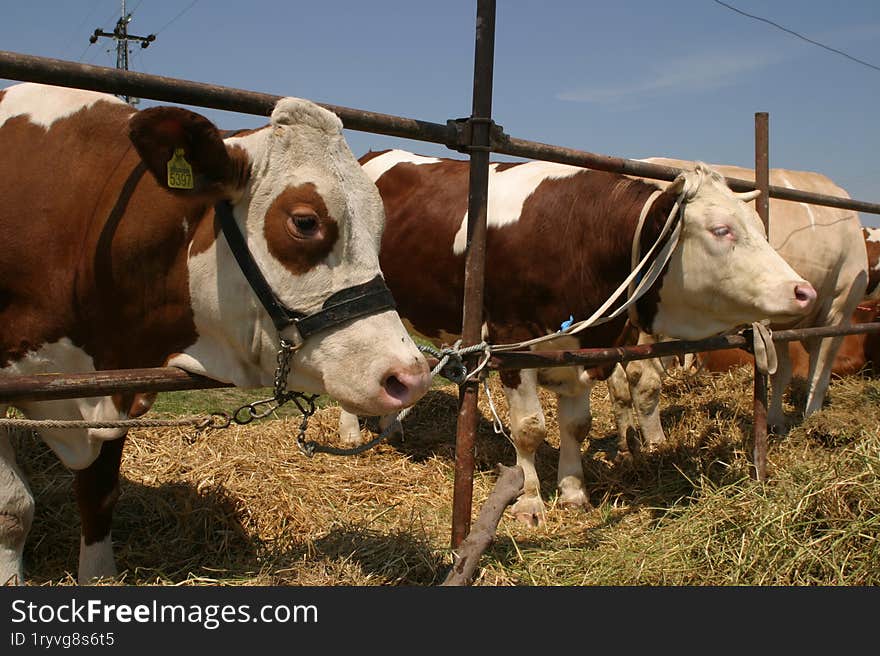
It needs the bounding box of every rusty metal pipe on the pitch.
[487,321,880,372]
[753,112,771,482]
[2,49,879,216]
[451,0,496,550]
[0,50,451,145]
[0,367,230,404]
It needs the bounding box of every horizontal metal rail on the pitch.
[0,51,450,145]
[2,50,879,215]
[3,322,879,405]
[0,368,231,404]
[490,322,880,371]
[499,137,880,214]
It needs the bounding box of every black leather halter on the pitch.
[215,200,397,346]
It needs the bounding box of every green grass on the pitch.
[150,387,333,420]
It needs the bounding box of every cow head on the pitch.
[646,163,816,340]
[129,98,430,416]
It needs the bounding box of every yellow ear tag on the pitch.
[167,148,194,190]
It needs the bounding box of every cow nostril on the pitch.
[383,374,409,400]
[795,283,817,304]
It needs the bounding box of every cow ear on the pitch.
[128,106,249,198]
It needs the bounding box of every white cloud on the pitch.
[557,19,880,106]
[556,51,773,105]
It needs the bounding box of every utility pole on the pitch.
[89,0,156,105]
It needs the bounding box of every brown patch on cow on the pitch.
[74,436,125,544]
[264,184,340,275]
[376,158,471,339]
[115,392,158,418]
[0,88,212,372]
[493,162,523,172]
[359,149,391,166]
[863,228,880,297]
[499,370,522,389]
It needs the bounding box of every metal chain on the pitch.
[1,339,488,457]
[274,338,295,400]
[221,337,319,456]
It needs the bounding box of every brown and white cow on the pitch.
[863,226,880,300]
[338,149,816,526]
[0,83,432,584]
[607,159,869,448]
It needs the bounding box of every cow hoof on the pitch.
[340,431,365,448]
[768,422,790,436]
[0,556,23,586]
[511,497,546,527]
[557,490,591,511]
[643,441,663,454]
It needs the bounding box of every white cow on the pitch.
[609,159,868,453]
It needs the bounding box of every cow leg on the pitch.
[74,435,126,584]
[338,411,402,447]
[0,426,34,585]
[606,364,640,457]
[338,410,364,446]
[501,369,547,527]
[626,357,667,451]
[802,335,845,417]
[606,358,667,455]
[555,385,593,511]
[768,345,794,432]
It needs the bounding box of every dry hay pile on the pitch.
[10,362,880,586]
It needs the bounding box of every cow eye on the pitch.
[711,225,732,238]
[287,211,320,239]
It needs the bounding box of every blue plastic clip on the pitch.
[560,315,574,331]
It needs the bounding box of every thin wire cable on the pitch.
[155,0,200,35]
[62,0,103,58]
[713,0,880,73]
[78,2,128,62]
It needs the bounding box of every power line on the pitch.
[63,0,103,58]
[712,0,880,73]
[155,0,200,35]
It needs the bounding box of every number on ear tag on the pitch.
[167,148,194,189]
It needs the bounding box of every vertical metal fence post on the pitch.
[451,0,497,548]
[752,111,770,481]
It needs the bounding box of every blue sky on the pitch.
[2,1,879,224]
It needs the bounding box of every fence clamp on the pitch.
[446,116,508,154]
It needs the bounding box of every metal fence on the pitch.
[2,0,880,548]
